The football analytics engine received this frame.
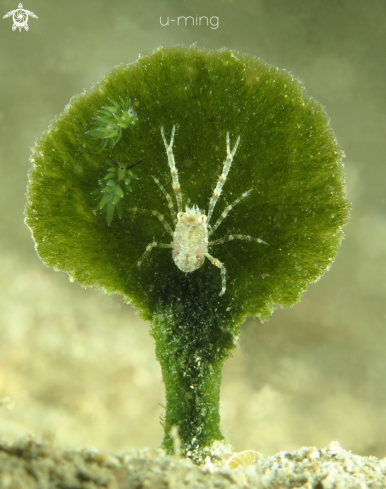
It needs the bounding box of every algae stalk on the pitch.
[152,301,237,456]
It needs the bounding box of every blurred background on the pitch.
[1,0,386,458]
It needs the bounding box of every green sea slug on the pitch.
[25,45,350,461]
[86,96,139,150]
[94,157,142,225]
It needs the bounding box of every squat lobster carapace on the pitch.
[130,125,267,296]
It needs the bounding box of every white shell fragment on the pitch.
[225,450,262,469]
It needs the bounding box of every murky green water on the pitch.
[1,0,385,457]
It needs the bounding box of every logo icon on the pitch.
[3,3,38,32]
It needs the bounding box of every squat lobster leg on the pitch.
[209,234,268,247]
[206,235,267,296]
[137,241,173,267]
[209,190,252,236]
[152,176,177,224]
[129,207,174,236]
[204,252,227,296]
[161,126,183,214]
[207,132,241,224]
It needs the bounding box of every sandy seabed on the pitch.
[0,438,384,489]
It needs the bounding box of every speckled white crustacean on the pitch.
[131,125,267,296]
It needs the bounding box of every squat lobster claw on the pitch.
[129,126,267,296]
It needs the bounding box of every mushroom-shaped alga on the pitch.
[25,46,350,461]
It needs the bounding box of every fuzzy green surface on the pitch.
[25,45,349,324]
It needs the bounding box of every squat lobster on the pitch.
[130,125,267,296]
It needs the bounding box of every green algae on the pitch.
[25,45,350,458]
